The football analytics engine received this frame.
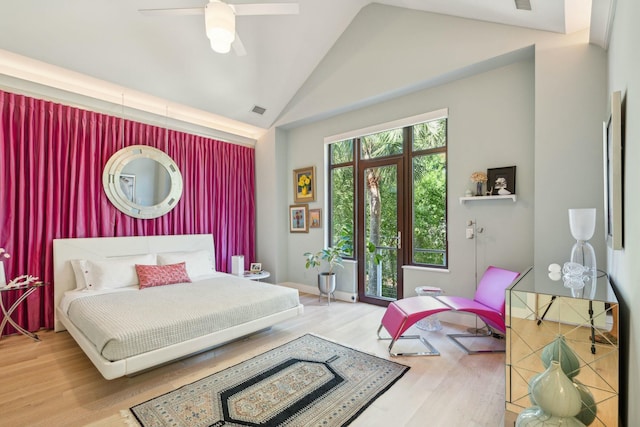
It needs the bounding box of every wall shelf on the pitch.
[459,194,517,204]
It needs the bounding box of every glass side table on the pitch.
[415,286,443,331]
[0,282,47,342]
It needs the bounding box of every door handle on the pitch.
[397,231,401,249]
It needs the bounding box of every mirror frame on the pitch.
[102,145,183,219]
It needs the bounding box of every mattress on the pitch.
[63,273,300,361]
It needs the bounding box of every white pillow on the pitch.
[83,254,157,290]
[157,250,216,280]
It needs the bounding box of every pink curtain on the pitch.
[0,90,255,335]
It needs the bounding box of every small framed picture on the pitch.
[309,208,321,228]
[250,263,262,273]
[289,204,309,233]
[487,166,516,196]
[293,166,316,203]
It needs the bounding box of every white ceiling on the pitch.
[0,0,604,136]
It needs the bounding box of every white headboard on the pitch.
[53,234,215,331]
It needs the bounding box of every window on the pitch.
[328,113,447,269]
[411,120,447,266]
[329,140,355,257]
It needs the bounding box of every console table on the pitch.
[0,282,47,342]
[505,266,619,426]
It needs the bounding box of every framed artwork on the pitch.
[250,262,262,273]
[487,166,516,196]
[309,208,321,228]
[119,174,136,202]
[293,166,316,203]
[603,90,624,250]
[289,204,308,233]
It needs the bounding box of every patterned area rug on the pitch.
[130,334,409,427]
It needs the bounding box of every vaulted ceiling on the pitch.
[0,1,610,140]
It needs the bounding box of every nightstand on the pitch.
[243,271,271,281]
[0,281,47,341]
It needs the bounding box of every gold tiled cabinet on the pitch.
[505,267,619,427]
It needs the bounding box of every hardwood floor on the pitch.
[0,294,506,427]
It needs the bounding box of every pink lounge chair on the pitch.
[377,266,520,356]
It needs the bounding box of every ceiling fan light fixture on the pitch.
[210,38,232,54]
[205,1,236,53]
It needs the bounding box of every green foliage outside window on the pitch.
[330,165,354,257]
[412,153,446,265]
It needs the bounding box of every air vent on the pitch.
[251,105,266,115]
[515,0,531,10]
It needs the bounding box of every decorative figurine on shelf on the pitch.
[470,171,488,196]
[495,177,511,195]
[5,274,40,288]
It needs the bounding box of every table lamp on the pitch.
[567,208,597,289]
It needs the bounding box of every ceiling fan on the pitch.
[139,1,299,56]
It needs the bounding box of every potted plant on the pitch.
[304,236,350,299]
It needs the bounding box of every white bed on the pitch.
[53,234,303,380]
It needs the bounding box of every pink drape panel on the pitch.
[0,90,255,335]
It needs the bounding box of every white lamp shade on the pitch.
[568,208,596,241]
[205,1,235,53]
[210,38,232,54]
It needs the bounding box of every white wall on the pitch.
[258,4,605,301]
[277,4,559,129]
[255,127,288,283]
[533,32,607,272]
[281,59,535,301]
[606,0,640,424]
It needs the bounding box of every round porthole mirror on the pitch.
[102,145,183,219]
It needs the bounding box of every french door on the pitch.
[357,157,404,306]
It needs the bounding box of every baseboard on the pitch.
[280,281,357,303]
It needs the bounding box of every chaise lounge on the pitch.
[378,266,520,356]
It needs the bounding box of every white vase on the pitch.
[530,361,582,418]
[573,380,597,426]
[0,262,6,286]
[516,407,586,427]
[541,335,581,379]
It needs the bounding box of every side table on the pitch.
[415,286,443,331]
[0,282,47,342]
[243,271,271,281]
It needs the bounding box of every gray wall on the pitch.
[257,5,606,303]
[607,0,640,424]
[281,59,535,300]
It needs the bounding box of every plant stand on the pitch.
[318,272,336,305]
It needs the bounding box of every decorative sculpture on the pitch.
[6,274,40,288]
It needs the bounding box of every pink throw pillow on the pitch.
[135,262,191,289]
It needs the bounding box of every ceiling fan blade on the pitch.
[232,33,247,56]
[138,7,204,16]
[231,3,299,16]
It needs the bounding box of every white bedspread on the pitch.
[64,274,300,361]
